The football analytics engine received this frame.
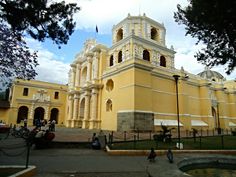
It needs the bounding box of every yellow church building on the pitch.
[66,13,236,131]
[0,79,67,126]
[1,14,236,132]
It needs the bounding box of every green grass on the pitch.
[109,135,236,150]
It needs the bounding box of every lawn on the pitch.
[109,135,236,150]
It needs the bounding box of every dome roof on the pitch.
[197,67,225,82]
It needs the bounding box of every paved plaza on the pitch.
[1,127,236,177]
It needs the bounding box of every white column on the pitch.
[75,62,81,87]
[93,52,99,80]
[82,91,91,128]
[28,104,35,125]
[68,95,74,121]
[71,94,79,127]
[89,89,98,129]
[73,94,79,120]
[45,105,49,120]
[70,64,76,88]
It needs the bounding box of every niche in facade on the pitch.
[143,50,150,61]
[106,99,112,112]
[160,55,166,67]
[151,27,158,41]
[106,79,114,91]
[116,28,123,42]
[109,55,114,66]
[81,67,87,85]
[118,51,122,63]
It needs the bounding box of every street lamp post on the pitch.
[173,74,181,149]
[217,103,221,134]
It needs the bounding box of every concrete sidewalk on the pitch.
[2,127,236,177]
[0,147,189,177]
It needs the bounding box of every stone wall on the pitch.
[117,111,154,131]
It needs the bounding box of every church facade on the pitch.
[65,14,236,131]
[1,14,236,132]
[0,79,67,126]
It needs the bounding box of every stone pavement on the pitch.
[1,127,236,177]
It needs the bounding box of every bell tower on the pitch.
[108,13,175,70]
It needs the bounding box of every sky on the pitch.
[28,0,236,85]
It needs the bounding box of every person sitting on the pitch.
[167,149,174,163]
[91,137,101,150]
[147,148,157,162]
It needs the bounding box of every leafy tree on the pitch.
[0,24,38,88]
[0,0,80,46]
[0,0,80,89]
[174,0,236,74]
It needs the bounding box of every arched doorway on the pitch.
[80,98,85,119]
[17,106,28,124]
[50,108,59,123]
[34,107,45,125]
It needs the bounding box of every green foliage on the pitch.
[0,0,80,87]
[0,0,80,46]
[174,0,236,74]
[0,24,38,89]
[110,136,236,150]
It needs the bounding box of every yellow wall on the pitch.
[4,79,67,126]
[101,67,135,130]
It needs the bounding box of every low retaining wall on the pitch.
[106,146,236,156]
[0,165,36,177]
[178,156,236,172]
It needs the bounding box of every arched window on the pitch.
[17,106,28,124]
[118,51,122,63]
[106,79,114,91]
[109,55,114,66]
[106,99,112,112]
[143,50,150,61]
[160,56,166,67]
[151,27,158,41]
[116,28,123,42]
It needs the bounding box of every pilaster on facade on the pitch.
[67,95,74,120]
[89,89,98,129]
[72,93,80,120]
[70,64,76,88]
[82,90,91,129]
[75,62,82,87]
[92,52,100,80]
[86,54,93,83]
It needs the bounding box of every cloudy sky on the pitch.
[30,0,236,85]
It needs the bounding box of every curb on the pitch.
[105,146,236,156]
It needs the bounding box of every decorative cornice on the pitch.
[14,81,68,91]
[109,35,175,55]
[15,99,63,107]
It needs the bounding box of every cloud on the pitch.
[26,38,70,84]
[73,0,189,33]
[24,0,236,83]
